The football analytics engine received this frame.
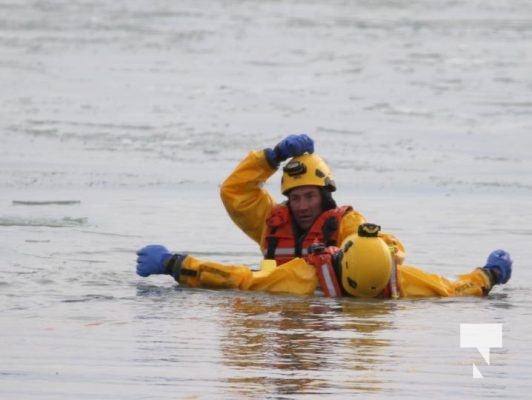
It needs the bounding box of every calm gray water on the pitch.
[1,0,532,399]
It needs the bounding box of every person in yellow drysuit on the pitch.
[135,223,512,299]
[135,133,512,298]
[219,133,406,265]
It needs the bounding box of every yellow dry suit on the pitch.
[172,252,493,298]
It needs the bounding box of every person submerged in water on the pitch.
[135,134,512,298]
[135,222,512,299]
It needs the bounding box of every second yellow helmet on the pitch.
[337,224,392,298]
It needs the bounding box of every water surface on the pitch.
[1,0,532,399]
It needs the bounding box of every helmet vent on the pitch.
[347,277,357,289]
[343,240,353,253]
[315,169,325,178]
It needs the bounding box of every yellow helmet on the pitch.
[337,223,392,298]
[281,153,336,195]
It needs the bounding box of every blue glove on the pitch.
[265,134,314,168]
[483,249,512,285]
[136,245,171,277]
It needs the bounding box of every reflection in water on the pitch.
[219,294,396,397]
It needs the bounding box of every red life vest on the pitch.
[262,204,352,265]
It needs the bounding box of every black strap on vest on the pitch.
[265,228,279,260]
[322,217,339,247]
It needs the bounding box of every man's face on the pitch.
[287,186,323,230]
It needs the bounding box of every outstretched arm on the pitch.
[136,245,318,295]
[397,250,512,298]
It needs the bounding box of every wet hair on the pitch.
[321,188,337,211]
